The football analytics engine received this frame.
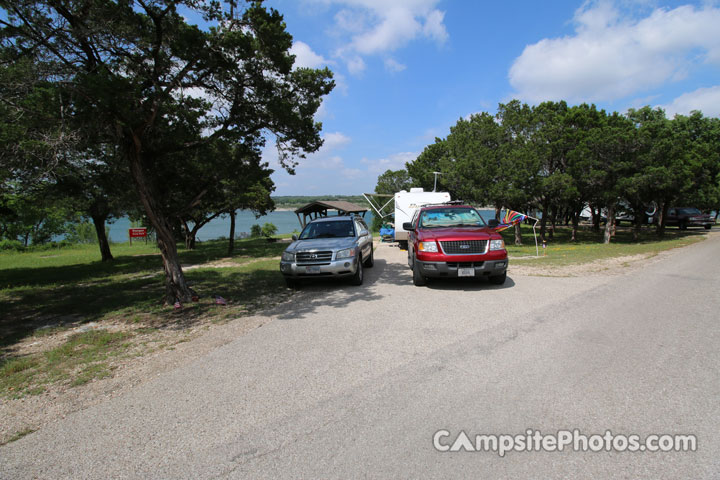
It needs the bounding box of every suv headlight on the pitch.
[489,239,505,251]
[418,241,438,252]
[281,251,294,262]
[336,248,356,259]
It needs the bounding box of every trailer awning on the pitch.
[294,201,369,227]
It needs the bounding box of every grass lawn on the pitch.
[0,237,289,399]
[500,223,710,266]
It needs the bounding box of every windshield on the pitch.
[678,208,701,215]
[299,220,356,239]
[419,208,486,228]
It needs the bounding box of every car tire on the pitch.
[705,224,712,230]
[680,221,687,230]
[489,272,507,285]
[351,257,364,285]
[412,260,426,286]
[364,247,374,267]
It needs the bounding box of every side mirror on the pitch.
[359,230,369,237]
[402,222,414,231]
[488,219,499,228]
[291,234,298,241]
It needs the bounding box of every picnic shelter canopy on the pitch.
[294,200,369,228]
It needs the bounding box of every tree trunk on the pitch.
[571,210,579,242]
[603,204,615,244]
[228,209,236,255]
[632,206,643,242]
[127,147,193,304]
[181,220,198,250]
[186,234,196,250]
[591,204,601,232]
[549,205,557,240]
[656,201,668,236]
[494,205,501,221]
[513,222,523,245]
[91,214,113,261]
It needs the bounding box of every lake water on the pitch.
[106,208,498,243]
[106,210,375,243]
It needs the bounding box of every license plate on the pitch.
[305,266,321,274]
[458,267,475,277]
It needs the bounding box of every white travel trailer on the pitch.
[394,188,451,241]
[363,188,451,245]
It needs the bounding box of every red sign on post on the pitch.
[129,228,148,244]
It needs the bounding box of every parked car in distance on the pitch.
[664,207,713,230]
[404,204,508,286]
[279,215,374,287]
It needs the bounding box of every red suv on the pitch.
[403,204,508,286]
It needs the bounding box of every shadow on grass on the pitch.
[0,241,288,356]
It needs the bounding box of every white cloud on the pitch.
[350,7,422,55]
[346,55,367,74]
[509,2,720,103]
[263,132,351,172]
[361,151,417,173]
[322,132,352,151]
[290,41,330,69]
[341,167,364,178]
[422,9,448,43]
[323,0,448,74]
[384,57,407,72]
[660,85,720,118]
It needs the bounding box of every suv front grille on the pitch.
[296,251,333,265]
[447,262,484,268]
[440,240,488,255]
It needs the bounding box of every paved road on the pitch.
[3,236,720,479]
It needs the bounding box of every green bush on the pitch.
[250,224,263,238]
[261,223,278,238]
[0,239,24,251]
[66,221,97,244]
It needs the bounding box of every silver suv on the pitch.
[280,216,374,287]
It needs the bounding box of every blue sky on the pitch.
[262,0,720,195]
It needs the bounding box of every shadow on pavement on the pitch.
[422,275,516,291]
[265,258,391,320]
[264,244,516,321]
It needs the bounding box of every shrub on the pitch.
[0,239,24,251]
[66,221,98,244]
[250,224,263,238]
[261,223,278,238]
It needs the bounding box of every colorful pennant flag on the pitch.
[495,210,528,232]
